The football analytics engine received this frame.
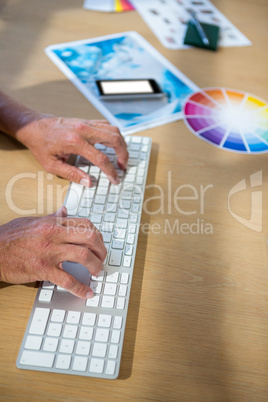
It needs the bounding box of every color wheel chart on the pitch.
[183,88,268,154]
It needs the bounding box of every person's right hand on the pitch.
[0,206,106,299]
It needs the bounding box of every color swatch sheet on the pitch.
[45,32,198,135]
[184,88,268,154]
[83,0,134,12]
[131,0,251,49]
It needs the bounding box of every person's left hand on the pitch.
[17,115,129,186]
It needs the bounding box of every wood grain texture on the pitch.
[0,0,267,401]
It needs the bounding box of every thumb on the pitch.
[55,205,68,218]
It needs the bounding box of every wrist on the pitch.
[0,90,51,146]
[15,112,52,148]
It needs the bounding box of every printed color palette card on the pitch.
[131,0,251,49]
[45,31,198,135]
[83,0,134,12]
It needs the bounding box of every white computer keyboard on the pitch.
[17,135,151,379]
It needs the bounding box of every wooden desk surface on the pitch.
[0,0,267,400]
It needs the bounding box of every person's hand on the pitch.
[0,207,106,298]
[17,114,128,186]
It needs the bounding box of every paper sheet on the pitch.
[83,0,134,12]
[45,31,198,135]
[131,0,251,49]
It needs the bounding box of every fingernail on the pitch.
[118,161,127,171]
[80,177,91,187]
[86,290,94,299]
[107,175,120,185]
[113,176,120,185]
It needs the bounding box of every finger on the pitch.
[81,124,128,170]
[48,159,92,187]
[60,244,104,276]
[59,226,107,261]
[78,145,120,184]
[48,266,94,299]
[63,217,103,240]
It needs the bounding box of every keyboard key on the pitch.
[111,330,120,344]
[78,208,90,218]
[59,339,74,354]
[67,311,81,325]
[108,344,118,359]
[131,136,141,143]
[82,313,96,326]
[118,209,129,219]
[90,281,102,294]
[55,354,71,370]
[95,328,109,342]
[20,351,54,368]
[115,218,128,228]
[136,177,144,186]
[106,272,119,283]
[101,296,115,309]
[112,240,124,250]
[97,187,108,196]
[104,283,117,296]
[102,232,112,243]
[121,273,129,284]
[109,250,122,266]
[29,308,50,335]
[90,214,102,224]
[126,234,135,244]
[114,228,126,239]
[51,309,65,323]
[98,314,112,328]
[113,316,123,329]
[45,323,61,338]
[124,245,133,256]
[104,213,116,222]
[24,335,42,350]
[123,255,132,267]
[90,166,100,174]
[72,356,88,372]
[106,360,116,376]
[129,143,140,151]
[118,285,127,297]
[128,224,136,234]
[76,341,91,356]
[92,343,107,358]
[94,195,106,204]
[91,271,105,282]
[86,296,100,307]
[64,183,83,216]
[80,198,93,208]
[93,204,105,214]
[43,337,58,352]
[79,326,93,341]
[116,298,125,310]
[63,325,78,339]
[89,358,104,374]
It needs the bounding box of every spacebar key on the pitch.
[20,351,54,368]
